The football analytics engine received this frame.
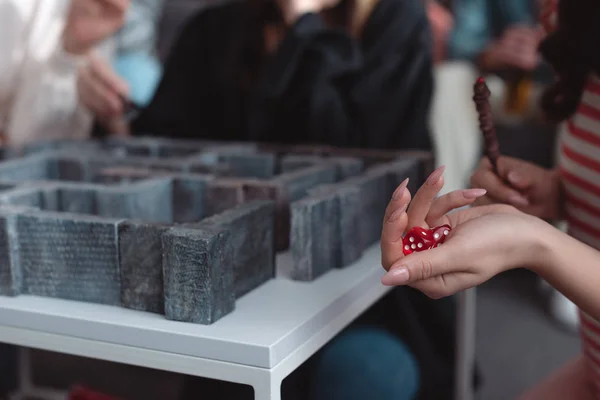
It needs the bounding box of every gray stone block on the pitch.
[0,183,15,192]
[367,158,422,197]
[162,227,235,324]
[0,187,43,208]
[47,158,86,181]
[103,141,152,157]
[344,171,391,248]
[0,147,15,161]
[119,221,169,313]
[57,186,97,214]
[294,185,362,269]
[0,208,26,296]
[16,212,122,305]
[280,155,363,181]
[185,161,234,176]
[41,187,59,211]
[244,165,337,251]
[205,179,249,217]
[172,176,211,223]
[280,155,323,173]
[273,164,337,202]
[333,186,362,266]
[198,201,275,298]
[0,155,49,182]
[242,182,288,251]
[92,166,154,184]
[157,146,198,158]
[290,194,337,281]
[218,153,276,179]
[330,157,364,180]
[96,179,174,223]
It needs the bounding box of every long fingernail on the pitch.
[508,193,530,206]
[507,171,522,185]
[463,188,487,199]
[392,178,410,201]
[427,165,446,185]
[382,267,409,286]
[388,204,408,222]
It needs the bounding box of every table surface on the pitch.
[0,244,388,370]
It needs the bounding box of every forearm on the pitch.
[533,225,600,321]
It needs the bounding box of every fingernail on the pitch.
[507,171,522,185]
[463,188,487,199]
[382,267,410,286]
[392,178,410,200]
[508,193,530,206]
[388,204,408,222]
[427,165,446,185]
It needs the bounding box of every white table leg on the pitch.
[253,376,281,400]
[455,288,477,400]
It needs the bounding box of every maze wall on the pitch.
[0,138,432,324]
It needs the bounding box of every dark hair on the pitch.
[539,0,600,122]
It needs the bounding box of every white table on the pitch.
[0,244,476,400]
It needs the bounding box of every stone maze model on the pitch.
[0,138,432,325]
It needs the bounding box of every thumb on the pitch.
[497,159,533,191]
[381,245,456,286]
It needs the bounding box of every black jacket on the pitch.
[132,0,433,151]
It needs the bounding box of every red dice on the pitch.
[402,225,451,256]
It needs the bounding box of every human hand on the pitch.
[277,0,341,25]
[380,169,554,299]
[77,54,130,133]
[539,0,558,34]
[381,165,489,270]
[480,25,543,72]
[470,156,562,220]
[63,0,130,55]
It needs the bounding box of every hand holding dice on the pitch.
[402,225,452,256]
[380,166,548,300]
[380,165,485,272]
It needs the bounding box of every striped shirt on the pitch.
[560,74,600,394]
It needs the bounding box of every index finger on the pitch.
[381,178,411,271]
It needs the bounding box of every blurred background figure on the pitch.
[426,0,453,64]
[0,0,129,149]
[80,0,165,136]
[83,0,435,152]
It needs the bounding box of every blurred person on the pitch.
[426,0,454,64]
[449,0,542,74]
[448,0,554,118]
[83,0,434,151]
[79,0,165,136]
[0,0,129,149]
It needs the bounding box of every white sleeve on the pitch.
[7,40,93,148]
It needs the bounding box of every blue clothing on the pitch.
[448,0,538,61]
[114,52,161,107]
[113,0,165,106]
[308,326,420,400]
